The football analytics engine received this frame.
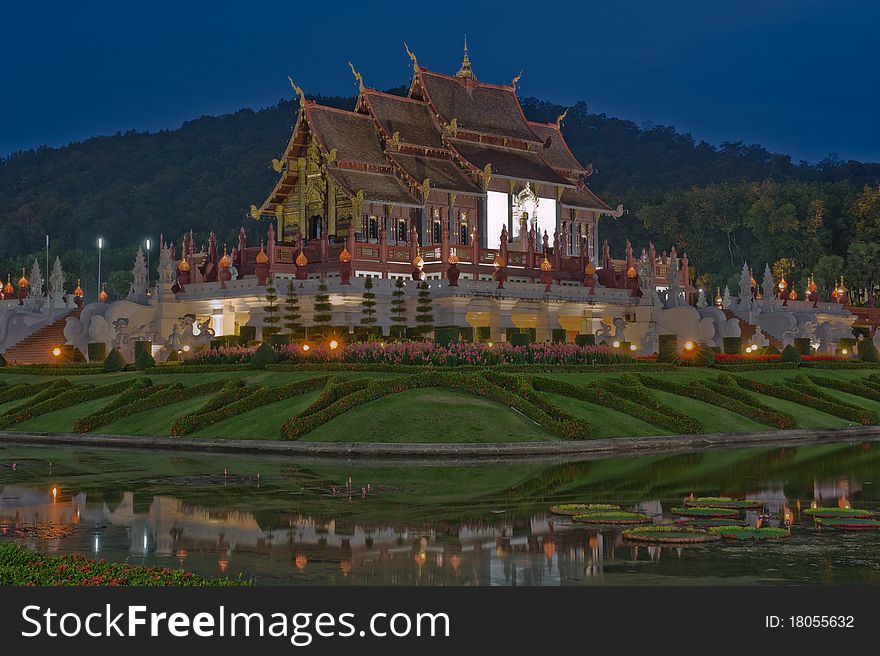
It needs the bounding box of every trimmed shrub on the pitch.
[239,326,257,343]
[458,327,474,343]
[808,374,880,402]
[508,332,531,346]
[0,379,135,428]
[476,326,491,342]
[722,337,742,355]
[269,333,291,347]
[103,348,126,372]
[657,334,679,364]
[134,350,156,371]
[433,326,460,345]
[0,352,6,367]
[133,341,152,361]
[575,334,596,347]
[858,340,879,363]
[794,337,812,356]
[249,342,279,369]
[87,342,106,362]
[680,342,715,367]
[780,344,802,364]
[552,329,567,343]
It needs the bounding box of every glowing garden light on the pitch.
[182,344,191,352]
[612,340,621,348]
[684,341,695,351]
[329,340,339,350]
[630,344,637,351]
[52,347,61,357]
[52,487,57,500]
[302,343,311,352]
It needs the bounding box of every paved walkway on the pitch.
[1,426,878,462]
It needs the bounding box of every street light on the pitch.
[145,238,152,292]
[97,237,104,303]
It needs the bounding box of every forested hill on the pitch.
[1,91,879,297]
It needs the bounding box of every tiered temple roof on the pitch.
[254,44,612,219]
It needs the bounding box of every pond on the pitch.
[1,440,879,585]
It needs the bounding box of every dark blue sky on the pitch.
[2,0,877,162]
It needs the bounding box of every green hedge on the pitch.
[475,326,491,342]
[0,365,104,376]
[0,380,59,403]
[239,326,257,343]
[575,334,595,347]
[552,329,567,343]
[794,338,812,356]
[433,326,460,345]
[170,376,330,436]
[73,380,227,433]
[0,379,136,428]
[0,380,73,422]
[657,334,679,364]
[723,337,743,355]
[808,374,880,403]
[134,341,152,360]
[732,375,878,425]
[530,376,699,434]
[87,342,107,362]
[508,332,532,346]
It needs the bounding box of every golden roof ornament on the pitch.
[249,204,261,220]
[348,61,365,94]
[412,249,424,269]
[4,274,14,295]
[455,35,476,80]
[555,108,569,128]
[74,279,84,297]
[288,75,306,108]
[493,254,505,268]
[404,42,420,73]
[778,276,787,291]
[177,258,190,272]
[339,247,351,263]
[271,158,285,173]
[749,268,756,287]
[295,248,307,267]
[448,250,459,265]
[18,268,28,288]
[511,70,523,91]
[789,289,797,301]
[98,284,108,303]
[626,265,638,279]
[714,287,723,306]
[540,255,552,272]
[585,260,596,276]
[808,275,817,293]
[255,242,269,264]
[219,246,231,269]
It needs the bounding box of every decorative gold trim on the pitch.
[271,158,285,173]
[348,62,365,94]
[511,70,523,91]
[288,76,306,108]
[404,42,420,73]
[555,108,569,128]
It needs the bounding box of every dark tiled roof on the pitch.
[450,140,572,186]
[326,167,422,206]
[560,185,612,212]
[364,92,445,149]
[305,105,387,166]
[419,72,540,143]
[529,122,586,173]
[389,152,483,195]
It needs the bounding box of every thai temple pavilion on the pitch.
[247,42,621,282]
[0,43,864,363]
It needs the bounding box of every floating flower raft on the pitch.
[672,506,740,518]
[572,511,650,525]
[683,497,764,510]
[622,526,721,544]
[814,517,880,530]
[709,526,791,540]
[803,507,874,519]
[549,503,622,516]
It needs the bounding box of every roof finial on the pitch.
[456,35,476,80]
[288,75,306,108]
[404,42,420,73]
[348,62,365,94]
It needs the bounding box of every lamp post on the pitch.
[45,235,49,298]
[145,238,152,292]
[97,237,104,302]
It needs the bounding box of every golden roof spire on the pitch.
[456,35,476,80]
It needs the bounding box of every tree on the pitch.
[389,277,407,338]
[852,184,880,246]
[283,279,302,335]
[845,241,880,304]
[312,277,333,334]
[262,274,280,337]
[813,254,845,298]
[414,281,434,339]
[106,270,133,299]
[360,277,377,333]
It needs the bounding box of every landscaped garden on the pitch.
[0,341,876,442]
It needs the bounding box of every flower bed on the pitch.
[683,496,764,510]
[671,506,740,518]
[709,526,791,540]
[549,503,622,516]
[0,543,245,586]
[572,511,650,525]
[622,526,721,544]
[814,517,880,530]
[803,507,874,519]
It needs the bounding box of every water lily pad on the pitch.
[622,526,721,544]
[683,496,763,510]
[550,503,621,516]
[674,517,749,527]
[709,526,791,540]
[672,506,740,518]
[572,511,650,525]
[815,517,880,530]
[803,507,873,519]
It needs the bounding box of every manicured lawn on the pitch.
[14,397,119,433]
[541,392,665,437]
[648,389,769,434]
[100,394,216,436]
[303,387,554,443]
[746,390,850,429]
[192,390,321,439]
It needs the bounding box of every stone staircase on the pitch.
[4,308,83,364]
[721,309,783,351]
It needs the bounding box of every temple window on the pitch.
[397,219,407,243]
[368,215,378,240]
[308,215,322,241]
[432,220,441,244]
